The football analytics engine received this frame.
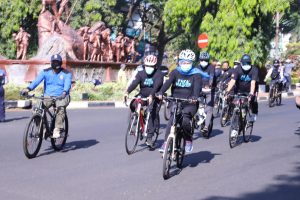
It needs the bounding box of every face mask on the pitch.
[51,61,61,70]
[200,61,208,67]
[241,64,251,71]
[180,63,193,72]
[145,66,155,75]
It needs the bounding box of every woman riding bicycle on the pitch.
[157,49,203,153]
[124,54,164,147]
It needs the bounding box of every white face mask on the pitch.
[180,63,193,72]
[241,64,251,71]
[145,66,155,75]
[200,61,208,67]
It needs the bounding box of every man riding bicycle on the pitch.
[124,54,164,147]
[197,52,216,133]
[264,59,284,93]
[21,54,72,138]
[226,54,258,122]
[157,49,203,153]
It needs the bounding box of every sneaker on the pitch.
[231,130,238,137]
[249,114,257,122]
[159,142,167,153]
[145,134,154,148]
[202,126,208,133]
[53,128,61,139]
[185,140,193,153]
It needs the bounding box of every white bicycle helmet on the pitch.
[179,49,196,61]
[144,55,157,66]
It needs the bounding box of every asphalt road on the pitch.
[0,99,299,200]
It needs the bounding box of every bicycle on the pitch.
[194,90,214,139]
[124,96,160,155]
[23,94,68,159]
[220,93,234,127]
[268,81,282,107]
[228,93,253,148]
[162,97,195,180]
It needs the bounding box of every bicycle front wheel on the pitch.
[23,114,43,159]
[125,112,140,155]
[220,106,229,127]
[51,115,69,151]
[268,88,275,107]
[229,109,240,148]
[162,137,174,180]
[243,113,253,142]
[164,101,171,121]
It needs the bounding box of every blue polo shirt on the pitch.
[28,68,72,97]
[0,69,5,86]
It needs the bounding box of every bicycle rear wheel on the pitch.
[229,109,240,148]
[125,112,140,155]
[162,137,174,180]
[23,114,43,159]
[51,115,69,151]
[176,133,186,168]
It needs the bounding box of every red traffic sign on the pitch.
[197,33,209,49]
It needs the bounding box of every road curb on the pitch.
[5,91,300,109]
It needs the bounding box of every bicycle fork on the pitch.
[163,125,176,160]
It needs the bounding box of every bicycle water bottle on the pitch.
[241,108,246,118]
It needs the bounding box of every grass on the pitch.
[3,81,129,101]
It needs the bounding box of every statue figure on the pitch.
[57,0,70,20]
[90,30,101,61]
[78,26,91,60]
[50,14,61,34]
[124,37,137,63]
[41,0,58,17]
[100,28,112,62]
[14,27,31,60]
[113,32,125,62]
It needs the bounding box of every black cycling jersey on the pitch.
[231,65,258,93]
[158,68,202,99]
[220,68,234,84]
[271,66,280,80]
[197,64,215,88]
[127,68,164,97]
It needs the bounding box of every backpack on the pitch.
[271,68,280,80]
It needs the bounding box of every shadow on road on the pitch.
[250,135,262,142]
[203,162,300,200]
[1,116,29,123]
[183,151,221,168]
[193,129,224,140]
[39,139,99,157]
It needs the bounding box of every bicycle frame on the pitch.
[163,97,188,160]
[232,94,250,130]
[32,97,57,139]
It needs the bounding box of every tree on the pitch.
[164,0,290,66]
[0,0,40,58]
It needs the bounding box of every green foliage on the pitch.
[164,0,290,66]
[0,0,40,58]
[69,0,125,29]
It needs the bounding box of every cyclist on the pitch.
[264,59,284,94]
[124,54,164,147]
[226,54,258,122]
[219,61,234,90]
[197,51,215,133]
[21,54,72,138]
[157,49,202,153]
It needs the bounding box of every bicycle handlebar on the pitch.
[123,96,148,107]
[23,94,57,101]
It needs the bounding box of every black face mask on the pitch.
[51,61,61,70]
